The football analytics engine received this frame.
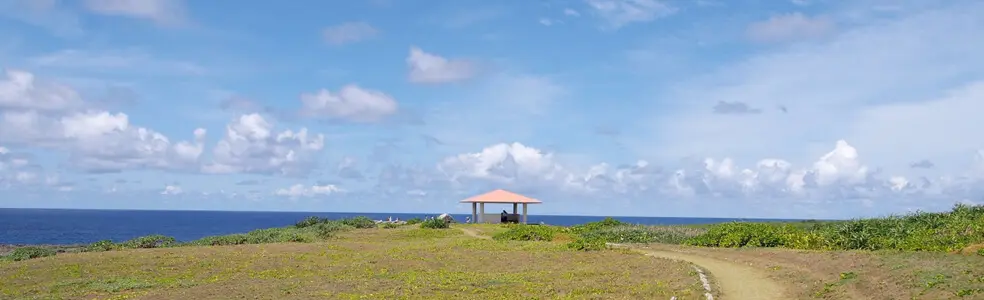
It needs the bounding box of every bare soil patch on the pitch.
[639,244,984,299]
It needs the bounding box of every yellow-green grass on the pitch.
[0,226,708,300]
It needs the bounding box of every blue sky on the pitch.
[1,0,983,219]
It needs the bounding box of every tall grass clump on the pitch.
[420,218,450,229]
[580,225,706,244]
[3,247,57,261]
[686,204,984,252]
[493,224,558,241]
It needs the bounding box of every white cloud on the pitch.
[746,13,835,42]
[435,140,984,215]
[202,113,325,176]
[299,85,398,122]
[564,8,581,17]
[0,69,205,172]
[642,1,984,169]
[584,0,677,29]
[161,184,182,195]
[0,69,83,111]
[275,184,343,198]
[406,47,476,84]
[83,0,187,25]
[322,22,378,46]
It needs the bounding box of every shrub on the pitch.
[493,225,557,241]
[84,240,118,252]
[188,234,249,246]
[382,223,400,229]
[683,203,984,252]
[405,218,423,225]
[341,216,377,229]
[420,218,450,229]
[120,235,177,249]
[565,217,626,235]
[6,247,57,261]
[242,228,316,243]
[567,236,607,251]
[977,248,984,257]
[580,225,704,244]
[295,216,327,228]
[310,221,351,238]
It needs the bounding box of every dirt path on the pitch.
[458,228,491,240]
[608,243,787,300]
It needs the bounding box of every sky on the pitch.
[1,0,983,219]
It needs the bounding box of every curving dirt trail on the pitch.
[456,228,788,299]
[608,243,787,300]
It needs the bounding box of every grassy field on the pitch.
[0,224,708,300]
[4,204,984,299]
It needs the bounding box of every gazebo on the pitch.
[460,189,542,224]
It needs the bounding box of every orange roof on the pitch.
[459,189,543,204]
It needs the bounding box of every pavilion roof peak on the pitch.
[459,189,542,204]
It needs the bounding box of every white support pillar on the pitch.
[479,202,486,223]
[522,203,528,224]
[512,203,518,214]
[471,202,477,223]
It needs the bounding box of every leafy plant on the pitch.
[420,218,449,229]
[120,235,177,249]
[6,247,57,261]
[493,225,557,241]
[341,216,377,229]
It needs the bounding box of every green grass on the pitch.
[685,203,984,252]
[0,227,707,299]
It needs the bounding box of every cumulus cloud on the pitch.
[202,113,325,176]
[0,69,206,173]
[642,1,984,168]
[745,12,835,43]
[406,47,476,84]
[322,22,378,46]
[0,69,83,111]
[160,184,182,195]
[432,139,984,209]
[275,184,343,198]
[584,0,677,29]
[299,85,398,123]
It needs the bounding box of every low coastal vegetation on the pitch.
[3,205,984,299]
[686,203,984,253]
[0,217,705,299]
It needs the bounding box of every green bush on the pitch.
[405,218,423,225]
[493,225,557,241]
[341,216,377,229]
[295,216,327,228]
[567,236,607,251]
[188,234,249,246]
[580,225,704,244]
[84,240,118,252]
[6,247,57,261]
[120,235,177,249]
[977,248,984,257]
[565,217,626,235]
[382,223,400,229]
[420,218,450,229]
[684,204,984,252]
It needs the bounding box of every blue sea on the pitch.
[0,209,800,245]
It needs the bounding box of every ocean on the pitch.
[0,208,798,245]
